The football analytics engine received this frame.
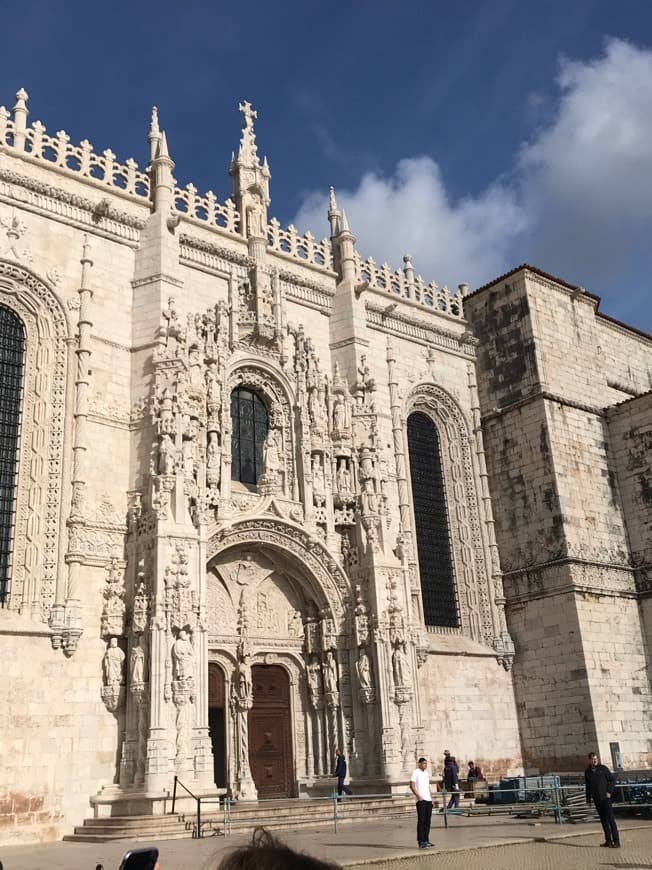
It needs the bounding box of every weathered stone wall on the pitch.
[465,268,652,771]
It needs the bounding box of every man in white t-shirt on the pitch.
[409,756,434,849]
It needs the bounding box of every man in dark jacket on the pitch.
[443,755,460,809]
[334,748,352,798]
[585,752,620,848]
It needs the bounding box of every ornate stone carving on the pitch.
[101,637,125,712]
[100,557,126,638]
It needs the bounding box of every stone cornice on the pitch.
[503,555,638,603]
[179,233,252,269]
[0,164,145,244]
[482,388,605,422]
[365,301,476,359]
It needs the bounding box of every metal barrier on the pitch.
[170,777,652,839]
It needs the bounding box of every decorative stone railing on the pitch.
[267,218,333,271]
[354,252,467,318]
[0,101,150,199]
[173,184,240,234]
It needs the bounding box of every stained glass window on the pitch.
[230,387,268,485]
[0,305,26,605]
[407,411,459,628]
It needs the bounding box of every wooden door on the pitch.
[248,665,294,798]
[208,664,226,788]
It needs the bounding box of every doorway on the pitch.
[208,664,226,788]
[248,664,294,798]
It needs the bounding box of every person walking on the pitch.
[409,757,434,849]
[333,748,352,798]
[443,754,460,809]
[585,751,620,848]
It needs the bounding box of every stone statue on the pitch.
[324,650,338,693]
[237,652,253,703]
[288,609,303,638]
[263,427,281,475]
[171,629,194,682]
[206,430,221,486]
[103,637,125,688]
[130,642,145,685]
[333,394,346,431]
[392,643,410,688]
[307,657,322,697]
[356,649,372,689]
[158,433,175,476]
[312,454,325,492]
[336,459,351,494]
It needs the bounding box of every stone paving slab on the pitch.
[0,816,650,869]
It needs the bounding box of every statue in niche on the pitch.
[288,609,303,638]
[130,642,145,685]
[392,643,410,688]
[158,433,175,476]
[312,454,325,493]
[246,192,265,238]
[263,427,282,477]
[132,575,149,634]
[308,388,324,427]
[333,394,346,432]
[336,459,352,494]
[205,362,221,408]
[307,656,322,697]
[237,651,253,703]
[324,650,339,693]
[356,648,372,689]
[158,388,175,435]
[361,477,378,514]
[182,438,195,478]
[171,629,194,682]
[188,344,203,390]
[206,431,221,486]
[103,637,125,688]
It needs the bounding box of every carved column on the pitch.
[59,237,94,655]
[467,363,515,669]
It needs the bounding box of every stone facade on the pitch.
[0,90,648,844]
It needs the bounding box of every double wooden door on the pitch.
[248,664,294,798]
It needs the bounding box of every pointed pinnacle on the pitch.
[150,106,160,135]
[158,130,169,159]
[340,209,350,232]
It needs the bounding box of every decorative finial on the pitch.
[150,106,160,136]
[157,130,170,159]
[14,88,28,107]
[237,100,259,165]
[340,209,350,232]
[329,186,338,212]
[81,234,92,264]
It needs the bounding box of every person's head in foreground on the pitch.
[217,828,341,869]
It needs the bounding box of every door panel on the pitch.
[248,665,294,798]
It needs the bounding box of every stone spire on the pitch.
[328,186,341,237]
[148,106,161,164]
[229,100,271,240]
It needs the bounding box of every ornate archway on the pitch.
[205,517,352,798]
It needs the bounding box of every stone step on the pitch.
[63,798,418,843]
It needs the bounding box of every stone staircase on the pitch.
[64,795,422,843]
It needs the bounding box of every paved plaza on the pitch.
[1,816,650,870]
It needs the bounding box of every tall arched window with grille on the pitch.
[230,387,268,485]
[0,305,26,605]
[407,411,459,628]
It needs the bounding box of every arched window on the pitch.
[407,411,459,628]
[230,387,268,485]
[0,305,26,605]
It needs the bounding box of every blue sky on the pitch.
[2,0,652,331]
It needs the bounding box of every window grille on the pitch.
[230,387,268,485]
[407,411,459,628]
[0,305,26,606]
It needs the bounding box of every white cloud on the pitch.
[292,38,652,328]
[293,157,526,290]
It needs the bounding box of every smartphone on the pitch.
[118,847,159,870]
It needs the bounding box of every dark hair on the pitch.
[468,761,474,766]
[217,828,341,869]
[588,751,597,758]
[418,756,427,763]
